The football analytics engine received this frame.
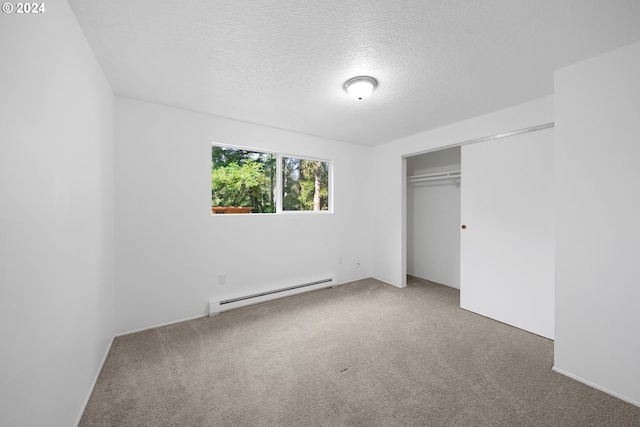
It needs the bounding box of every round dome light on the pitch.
[344,76,378,100]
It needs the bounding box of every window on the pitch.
[211,145,331,214]
[282,157,329,211]
[211,147,276,213]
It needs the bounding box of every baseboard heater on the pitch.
[209,277,336,316]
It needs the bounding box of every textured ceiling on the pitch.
[68,0,640,146]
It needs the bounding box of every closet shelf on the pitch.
[407,170,461,188]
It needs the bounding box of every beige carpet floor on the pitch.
[80,277,640,426]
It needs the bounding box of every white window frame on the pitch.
[211,143,333,215]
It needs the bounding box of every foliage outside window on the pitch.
[282,157,329,211]
[211,145,331,214]
[211,147,276,213]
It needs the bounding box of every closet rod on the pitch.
[407,170,461,188]
[407,171,461,182]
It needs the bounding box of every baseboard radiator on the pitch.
[209,277,337,316]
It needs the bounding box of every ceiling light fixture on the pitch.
[344,76,377,100]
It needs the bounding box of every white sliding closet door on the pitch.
[460,128,554,339]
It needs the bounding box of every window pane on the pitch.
[211,146,276,214]
[282,157,329,211]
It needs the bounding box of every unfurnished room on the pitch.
[2,1,640,426]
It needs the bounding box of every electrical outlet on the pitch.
[218,274,226,285]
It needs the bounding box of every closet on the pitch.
[406,125,554,339]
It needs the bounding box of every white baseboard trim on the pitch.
[116,313,209,337]
[118,277,380,336]
[552,366,640,408]
[338,276,371,285]
[372,275,405,288]
[407,274,460,290]
[75,335,114,427]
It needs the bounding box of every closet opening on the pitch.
[405,147,461,289]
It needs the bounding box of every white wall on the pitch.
[0,2,115,426]
[372,96,555,287]
[115,98,373,334]
[554,40,640,405]
[406,148,461,287]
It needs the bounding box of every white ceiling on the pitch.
[68,0,640,147]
